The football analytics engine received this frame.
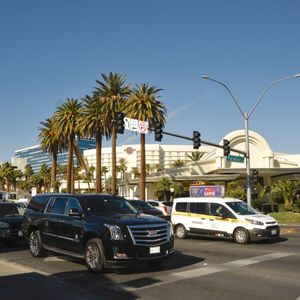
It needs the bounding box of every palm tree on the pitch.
[170,159,185,169]
[117,158,128,181]
[54,98,82,193]
[123,83,167,200]
[24,164,34,182]
[39,164,51,192]
[0,162,15,192]
[39,117,66,192]
[78,95,110,193]
[171,182,185,199]
[93,73,131,195]
[271,180,300,211]
[101,166,109,191]
[146,164,153,175]
[185,151,204,161]
[155,176,172,201]
[131,167,140,179]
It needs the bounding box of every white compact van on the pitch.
[171,197,280,244]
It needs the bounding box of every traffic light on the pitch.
[223,139,230,156]
[252,169,259,184]
[116,112,125,134]
[193,131,201,149]
[154,122,163,142]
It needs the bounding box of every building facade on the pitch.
[13,138,96,173]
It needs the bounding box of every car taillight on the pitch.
[163,205,167,213]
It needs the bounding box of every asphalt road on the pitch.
[0,226,299,300]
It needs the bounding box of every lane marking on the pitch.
[120,251,295,292]
[0,258,50,276]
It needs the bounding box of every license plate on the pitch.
[150,246,160,254]
[18,231,23,237]
[271,229,277,235]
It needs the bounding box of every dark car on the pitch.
[22,193,174,273]
[0,202,24,245]
[128,200,164,218]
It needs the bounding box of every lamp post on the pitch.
[202,74,300,206]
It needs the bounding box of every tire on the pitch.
[84,238,105,273]
[175,224,187,239]
[233,227,250,244]
[29,230,44,257]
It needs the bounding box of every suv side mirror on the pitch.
[69,208,83,218]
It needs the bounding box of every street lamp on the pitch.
[202,74,300,206]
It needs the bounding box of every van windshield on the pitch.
[226,201,258,215]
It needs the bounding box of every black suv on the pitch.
[22,194,174,273]
[0,202,24,245]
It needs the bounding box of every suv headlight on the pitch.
[105,224,124,241]
[246,219,264,226]
[0,222,9,229]
[168,222,174,238]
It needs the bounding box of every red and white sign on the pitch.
[138,121,148,133]
[124,117,149,134]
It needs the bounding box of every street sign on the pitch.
[124,117,149,134]
[226,155,245,163]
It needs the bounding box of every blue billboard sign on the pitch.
[189,186,224,198]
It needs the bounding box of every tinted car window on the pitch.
[27,195,50,212]
[50,197,68,215]
[189,202,207,215]
[175,202,187,212]
[64,198,82,215]
[0,204,21,217]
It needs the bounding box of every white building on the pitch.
[82,130,300,199]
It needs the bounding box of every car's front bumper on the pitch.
[104,248,175,269]
[249,225,280,241]
[0,228,23,240]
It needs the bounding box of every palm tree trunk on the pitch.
[51,152,57,192]
[67,136,74,193]
[140,133,146,200]
[111,125,117,195]
[6,178,10,193]
[96,131,102,193]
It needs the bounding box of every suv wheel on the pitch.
[175,224,187,239]
[233,227,250,244]
[85,238,105,273]
[29,230,44,257]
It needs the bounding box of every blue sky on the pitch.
[1,0,300,162]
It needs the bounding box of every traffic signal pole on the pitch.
[161,130,246,156]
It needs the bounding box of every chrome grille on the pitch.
[127,223,169,246]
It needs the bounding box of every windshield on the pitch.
[226,201,258,215]
[130,201,153,209]
[83,197,137,215]
[0,204,23,217]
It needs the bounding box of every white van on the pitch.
[171,197,280,244]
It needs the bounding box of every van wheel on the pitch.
[29,230,44,257]
[233,227,250,244]
[85,238,105,273]
[175,224,187,239]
